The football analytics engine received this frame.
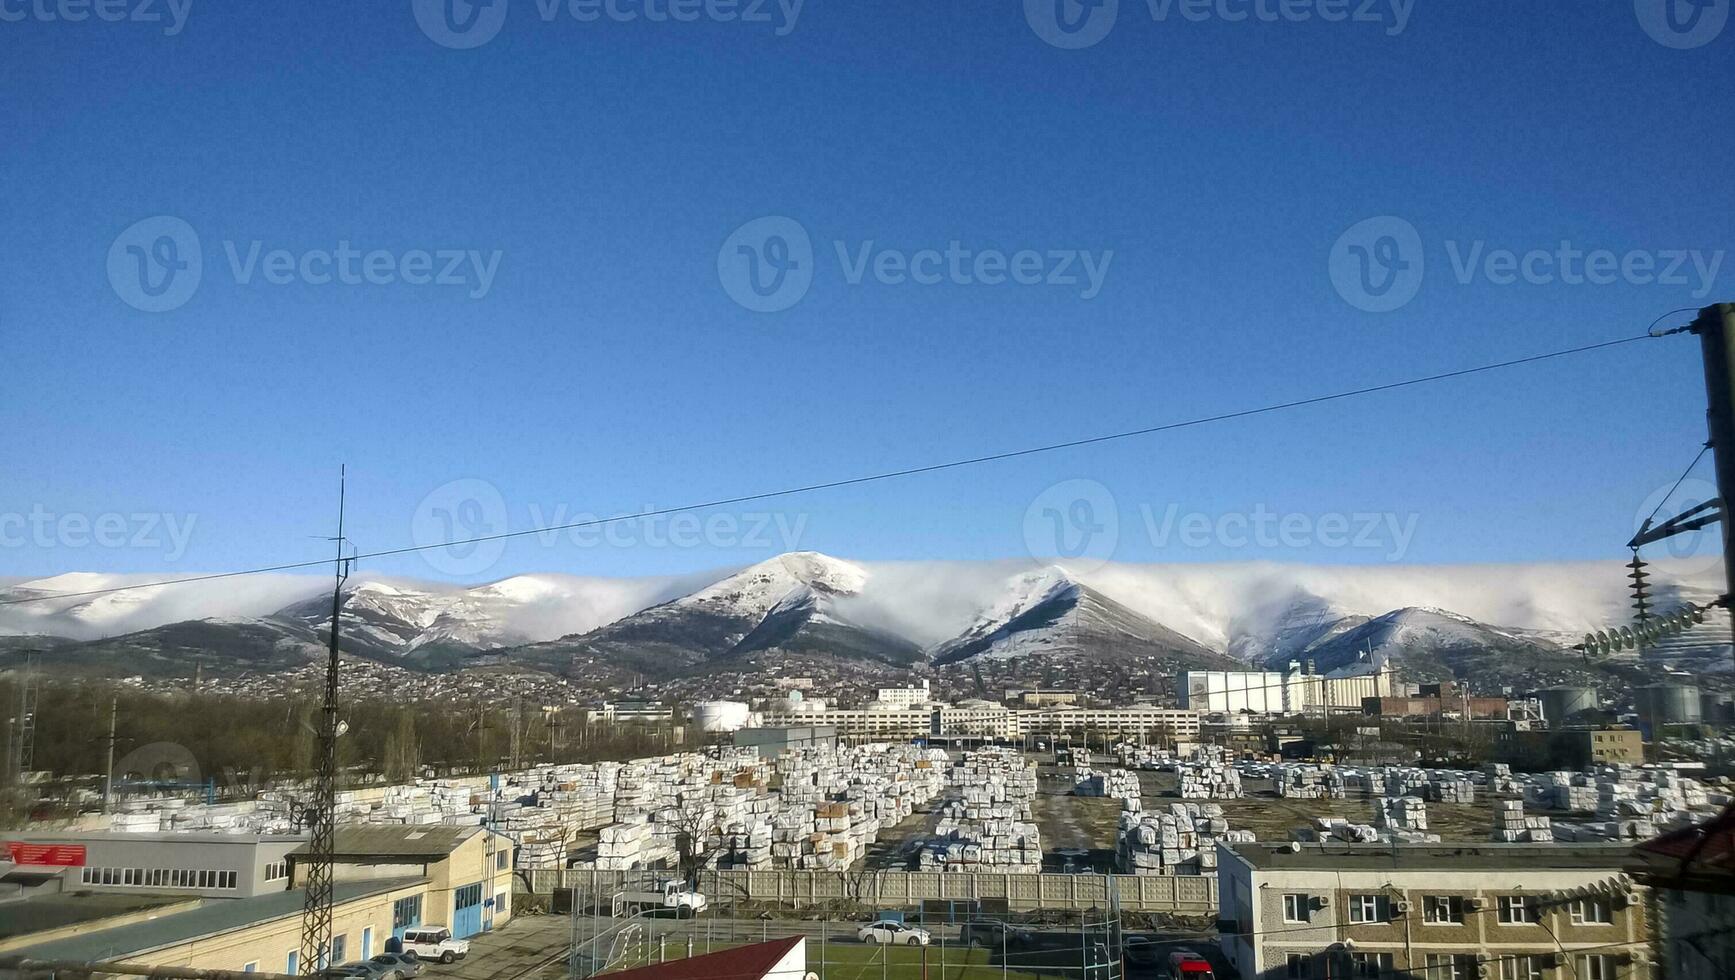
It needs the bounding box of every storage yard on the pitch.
[60,742,1733,884]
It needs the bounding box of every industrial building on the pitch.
[1217,841,1650,980]
[2,831,305,900]
[1180,661,1399,715]
[753,701,1201,743]
[289,824,515,938]
[1362,679,1510,720]
[731,725,838,756]
[1,823,511,971]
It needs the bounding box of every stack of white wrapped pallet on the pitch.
[1429,778,1476,804]
[1492,799,1553,843]
[1179,762,1242,799]
[1314,817,1383,843]
[1075,768,1141,810]
[914,749,1042,873]
[110,809,166,833]
[1276,766,1345,799]
[1117,802,1253,876]
[1485,763,1522,795]
[1372,797,1438,842]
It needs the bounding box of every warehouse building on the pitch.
[4,876,426,971]
[288,824,515,938]
[755,701,1201,743]
[1217,841,1649,980]
[1181,661,1400,715]
[2,831,305,900]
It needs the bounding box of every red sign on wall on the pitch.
[5,842,87,867]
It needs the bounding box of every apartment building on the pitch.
[1217,841,1650,980]
[1181,662,1400,715]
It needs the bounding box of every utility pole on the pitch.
[102,697,118,812]
[1692,302,1735,662]
[301,467,352,972]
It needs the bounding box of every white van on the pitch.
[399,928,469,964]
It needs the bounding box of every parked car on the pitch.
[1123,936,1161,968]
[400,927,470,964]
[368,954,426,979]
[1165,951,1214,980]
[857,921,931,946]
[958,920,1035,949]
[313,968,372,980]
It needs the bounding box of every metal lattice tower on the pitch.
[301,470,351,971]
[8,655,38,785]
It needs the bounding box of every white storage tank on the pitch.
[692,700,752,732]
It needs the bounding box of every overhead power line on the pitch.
[2,332,1661,609]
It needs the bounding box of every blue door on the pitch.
[452,882,484,938]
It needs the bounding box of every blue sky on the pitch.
[2,0,1732,583]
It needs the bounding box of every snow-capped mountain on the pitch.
[3,552,1723,685]
[929,566,1236,673]
[511,553,920,679]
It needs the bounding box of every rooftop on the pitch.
[1225,841,1637,873]
[0,891,195,943]
[8,877,425,962]
[597,937,803,980]
[289,825,481,861]
[1629,804,1735,892]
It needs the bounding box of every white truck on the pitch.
[617,880,708,916]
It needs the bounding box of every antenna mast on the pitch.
[301,466,352,970]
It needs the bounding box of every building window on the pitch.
[1348,894,1389,923]
[1424,954,1477,980]
[1570,898,1613,924]
[1498,955,1545,980]
[265,861,288,881]
[496,849,509,871]
[243,964,258,974]
[393,895,423,930]
[1282,893,1311,923]
[1498,895,1537,924]
[287,951,299,977]
[329,935,347,966]
[1350,952,1393,978]
[1285,953,1313,979]
[1576,955,1615,980]
[1424,895,1464,924]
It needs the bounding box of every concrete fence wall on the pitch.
[522,869,1217,914]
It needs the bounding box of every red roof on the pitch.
[601,937,804,980]
[1630,803,1735,890]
